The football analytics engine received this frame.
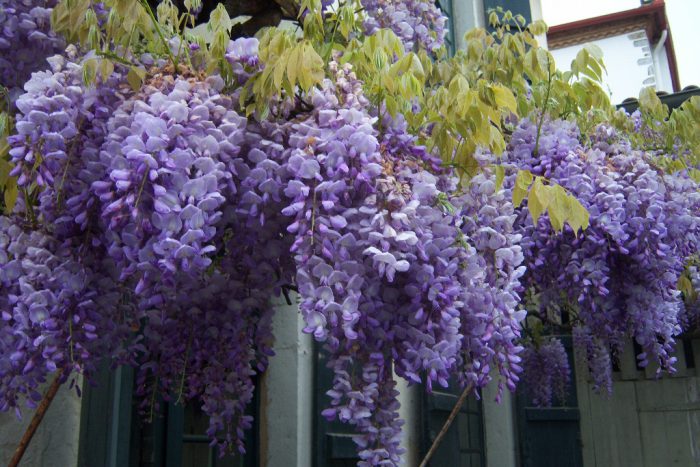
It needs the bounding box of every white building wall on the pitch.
[576,338,700,467]
[0,379,82,467]
[482,385,518,467]
[550,31,674,104]
[259,295,315,467]
[451,0,485,50]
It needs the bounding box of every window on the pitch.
[79,365,257,467]
[313,344,486,467]
[515,336,583,467]
[437,0,457,56]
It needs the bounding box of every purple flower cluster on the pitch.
[94,72,242,292]
[506,118,700,391]
[282,62,527,462]
[0,0,64,101]
[453,161,527,400]
[0,216,134,416]
[361,0,447,53]
[9,49,132,239]
[281,62,407,463]
[5,42,282,453]
[520,337,570,406]
[225,37,261,85]
[2,41,531,461]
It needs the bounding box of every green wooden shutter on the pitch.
[483,0,532,26]
[79,364,258,467]
[421,378,486,467]
[515,336,583,467]
[313,345,360,467]
[436,0,456,56]
[78,364,135,467]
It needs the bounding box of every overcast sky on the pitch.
[540,0,700,88]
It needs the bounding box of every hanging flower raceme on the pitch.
[505,118,700,392]
[453,161,527,399]
[0,0,65,101]
[520,337,570,406]
[0,215,135,415]
[360,0,448,53]
[9,48,134,242]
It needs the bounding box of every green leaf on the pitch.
[298,42,324,91]
[99,59,114,82]
[639,86,667,120]
[273,53,288,91]
[528,177,550,225]
[494,165,505,191]
[127,66,147,91]
[512,169,533,207]
[3,177,17,214]
[568,196,590,234]
[0,158,12,187]
[678,274,697,300]
[82,58,98,86]
[286,45,302,91]
[492,84,518,115]
[548,184,571,232]
[208,3,232,32]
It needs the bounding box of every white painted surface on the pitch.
[259,294,314,467]
[577,338,700,467]
[549,32,674,104]
[395,377,421,466]
[452,0,485,51]
[541,0,700,87]
[0,378,82,467]
[482,381,518,467]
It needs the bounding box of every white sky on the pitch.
[540,0,700,88]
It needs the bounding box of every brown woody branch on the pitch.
[418,382,475,467]
[9,369,65,467]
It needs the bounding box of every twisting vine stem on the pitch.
[418,381,475,467]
[9,369,65,467]
[534,55,553,157]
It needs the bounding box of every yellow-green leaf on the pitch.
[568,196,590,234]
[286,45,302,91]
[0,158,11,186]
[494,165,505,191]
[528,177,550,225]
[492,84,517,114]
[3,177,17,214]
[127,66,146,91]
[678,274,697,300]
[548,184,571,232]
[99,59,114,82]
[82,58,98,86]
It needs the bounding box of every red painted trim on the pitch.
[664,29,681,92]
[548,0,667,41]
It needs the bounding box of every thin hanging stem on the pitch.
[418,381,475,467]
[139,0,178,68]
[9,369,65,467]
[533,56,553,157]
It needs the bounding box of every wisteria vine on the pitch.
[1,0,699,464]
